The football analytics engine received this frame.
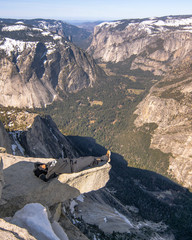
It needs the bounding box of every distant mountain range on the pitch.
[0,19,103,108]
[88,15,192,75]
[0,18,92,49]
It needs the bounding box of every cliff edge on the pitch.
[0,153,111,217]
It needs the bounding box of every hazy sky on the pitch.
[1,0,192,21]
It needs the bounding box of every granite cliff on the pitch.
[0,153,110,239]
[0,20,102,108]
[4,114,81,159]
[86,14,192,191]
[0,18,92,50]
[88,15,192,75]
[1,16,192,239]
[20,115,81,158]
[134,58,192,189]
[0,153,111,217]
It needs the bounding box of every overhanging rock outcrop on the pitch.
[0,153,111,217]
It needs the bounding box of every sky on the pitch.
[1,0,192,21]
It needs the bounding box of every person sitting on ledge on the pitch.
[33,150,111,182]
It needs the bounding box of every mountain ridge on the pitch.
[88,15,192,76]
[0,19,103,108]
[0,18,92,49]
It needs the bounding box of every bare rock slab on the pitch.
[0,218,36,240]
[0,153,111,217]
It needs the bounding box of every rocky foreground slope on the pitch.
[0,113,191,239]
[88,15,192,75]
[0,20,102,108]
[0,116,111,239]
[0,153,111,217]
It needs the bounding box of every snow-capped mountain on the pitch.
[0,20,102,108]
[88,15,192,75]
[0,18,92,49]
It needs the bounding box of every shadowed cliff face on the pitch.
[8,115,82,159]
[23,115,80,159]
[0,21,103,108]
[87,16,192,75]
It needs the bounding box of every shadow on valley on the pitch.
[69,135,192,240]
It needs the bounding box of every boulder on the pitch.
[0,120,12,154]
[0,153,111,217]
[0,218,36,240]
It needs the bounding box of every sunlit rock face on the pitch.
[88,16,192,75]
[134,61,192,189]
[0,21,102,108]
[0,218,36,240]
[0,120,12,154]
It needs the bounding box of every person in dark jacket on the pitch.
[34,150,111,182]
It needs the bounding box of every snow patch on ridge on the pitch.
[154,17,192,27]
[45,42,56,55]
[32,27,43,32]
[98,16,192,36]
[2,25,28,32]
[98,21,121,28]
[42,31,51,36]
[0,38,37,56]
[53,35,62,40]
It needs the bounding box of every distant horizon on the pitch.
[1,0,192,23]
[1,13,192,25]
